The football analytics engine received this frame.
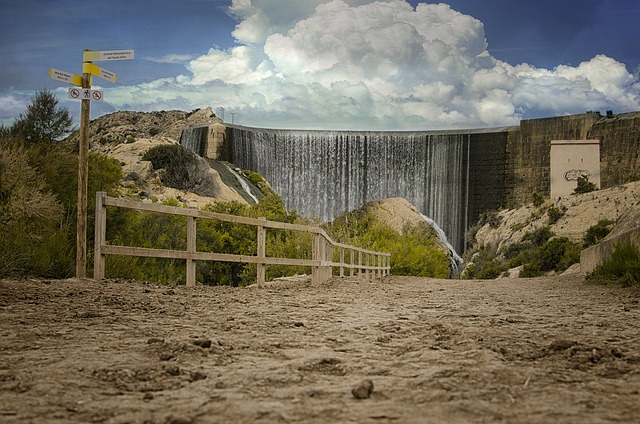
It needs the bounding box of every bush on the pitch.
[587,241,640,286]
[325,206,450,278]
[583,219,615,248]
[573,175,597,194]
[462,245,507,279]
[547,205,565,224]
[143,144,217,196]
[533,192,545,207]
[522,226,554,247]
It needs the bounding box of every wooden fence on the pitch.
[93,192,391,286]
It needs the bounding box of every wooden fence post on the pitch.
[365,253,370,279]
[350,249,355,277]
[339,247,345,277]
[326,240,333,281]
[311,233,320,286]
[186,207,197,287]
[256,217,266,285]
[93,191,107,280]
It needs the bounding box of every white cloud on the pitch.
[0,93,29,126]
[105,0,640,130]
[144,54,194,64]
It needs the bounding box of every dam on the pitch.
[180,111,640,252]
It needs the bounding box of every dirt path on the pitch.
[1,275,639,423]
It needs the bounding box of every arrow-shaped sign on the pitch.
[83,49,134,62]
[48,68,82,86]
[83,63,117,83]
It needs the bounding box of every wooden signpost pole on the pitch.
[48,49,133,278]
[76,55,92,278]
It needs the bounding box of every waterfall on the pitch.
[222,163,259,203]
[421,214,463,275]
[228,127,472,252]
[180,125,209,156]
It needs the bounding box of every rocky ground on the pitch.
[2,274,639,423]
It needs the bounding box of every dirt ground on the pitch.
[1,274,639,424]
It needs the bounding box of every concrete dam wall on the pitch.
[180,111,640,252]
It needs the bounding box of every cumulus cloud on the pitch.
[0,93,30,126]
[144,54,194,64]
[107,0,640,129]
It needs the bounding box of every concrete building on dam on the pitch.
[180,111,640,252]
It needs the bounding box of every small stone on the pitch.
[193,339,212,349]
[143,392,154,401]
[352,379,374,399]
[159,353,174,361]
[164,365,180,376]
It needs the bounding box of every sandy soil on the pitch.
[1,275,639,423]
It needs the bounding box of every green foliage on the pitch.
[517,236,580,277]
[104,191,310,286]
[325,207,450,278]
[573,175,597,194]
[0,136,123,278]
[143,144,217,196]
[465,209,503,245]
[533,192,545,207]
[546,205,566,225]
[522,226,554,247]
[587,241,640,287]
[247,171,265,185]
[463,226,581,280]
[463,246,507,279]
[583,219,615,248]
[11,90,73,143]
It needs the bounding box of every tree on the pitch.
[12,90,72,143]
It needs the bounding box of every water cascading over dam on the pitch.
[181,125,511,252]
[227,127,492,253]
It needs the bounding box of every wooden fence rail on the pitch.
[93,192,391,286]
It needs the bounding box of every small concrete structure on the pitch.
[550,140,600,199]
[206,122,227,159]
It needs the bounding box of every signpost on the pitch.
[48,68,83,86]
[48,49,133,279]
[68,87,104,101]
[83,63,118,83]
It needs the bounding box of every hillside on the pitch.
[75,108,260,207]
[467,180,640,277]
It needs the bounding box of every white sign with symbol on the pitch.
[68,88,104,101]
[84,50,134,62]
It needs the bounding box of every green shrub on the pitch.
[547,205,565,225]
[587,241,640,286]
[325,206,450,278]
[143,144,217,196]
[462,245,507,279]
[533,192,544,207]
[522,226,554,247]
[573,175,597,194]
[583,219,615,248]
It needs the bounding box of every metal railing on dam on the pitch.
[93,192,391,286]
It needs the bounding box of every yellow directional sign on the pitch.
[48,68,83,86]
[83,49,134,62]
[83,63,117,83]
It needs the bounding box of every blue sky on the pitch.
[1,0,639,130]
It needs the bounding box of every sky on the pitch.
[1,0,639,130]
